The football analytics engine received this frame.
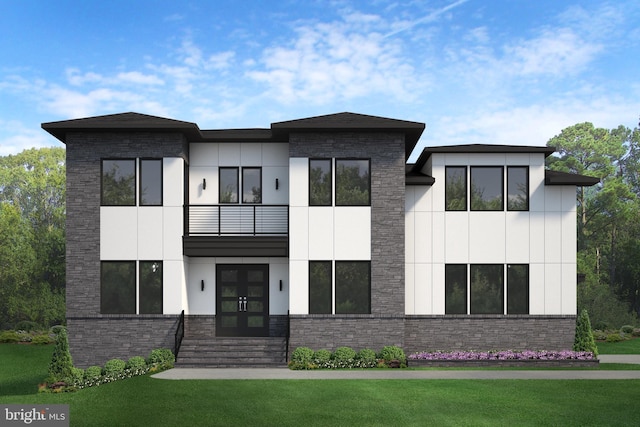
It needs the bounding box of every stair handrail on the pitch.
[285,310,290,363]
[174,310,185,361]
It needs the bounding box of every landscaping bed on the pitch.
[408,350,599,368]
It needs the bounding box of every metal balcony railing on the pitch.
[187,204,288,236]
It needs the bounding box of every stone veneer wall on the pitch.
[184,315,288,338]
[65,132,187,367]
[404,316,577,353]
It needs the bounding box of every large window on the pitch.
[507,166,529,211]
[335,159,370,206]
[101,261,136,314]
[470,167,503,211]
[102,159,136,206]
[309,261,332,314]
[308,261,371,314]
[100,261,163,314]
[219,167,262,204]
[219,167,239,203]
[140,159,163,206]
[445,264,529,315]
[309,159,332,206]
[445,166,467,211]
[242,167,262,203]
[445,264,467,314]
[507,264,529,314]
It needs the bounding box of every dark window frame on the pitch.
[309,158,333,206]
[445,166,467,211]
[100,261,136,314]
[101,158,136,206]
[335,260,371,314]
[470,166,504,211]
[507,166,529,211]
[219,167,239,204]
[309,261,332,314]
[507,264,529,314]
[241,167,262,204]
[139,158,163,206]
[445,264,468,314]
[470,264,505,314]
[139,260,163,314]
[335,158,371,207]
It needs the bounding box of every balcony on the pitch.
[183,205,288,257]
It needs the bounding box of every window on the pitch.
[507,167,529,211]
[219,167,239,203]
[309,261,332,314]
[445,166,467,211]
[308,261,371,314]
[242,167,262,203]
[100,261,164,314]
[140,159,163,206]
[140,261,163,314]
[309,159,332,206]
[470,264,504,314]
[102,159,136,206]
[470,167,503,211]
[445,264,467,314]
[336,159,370,206]
[101,261,136,314]
[507,264,529,314]
[335,261,371,314]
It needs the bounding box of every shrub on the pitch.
[621,325,634,334]
[0,330,20,343]
[633,329,640,337]
[47,328,74,383]
[147,348,175,367]
[313,349,332,364]
[31,334,53,345]
[50,325,66,335]
[573,309,598,356]
[378,346,407,366]
[104,359,126,376]
[332,347,356,362]
[14,321,41,332]
[291,347,314,364]
[68,367,84,385]
[606,333,625,343]
[356,348,378,368]
[84,366,102,381]
[592,330,607,341]
[126,356,147,370]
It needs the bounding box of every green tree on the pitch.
[573,309,598,356]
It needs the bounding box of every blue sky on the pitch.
[1,0,639,160]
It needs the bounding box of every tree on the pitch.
[573,309,598,356]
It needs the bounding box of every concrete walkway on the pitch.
[152,355,640,380]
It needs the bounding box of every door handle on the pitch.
[238,296,247,312]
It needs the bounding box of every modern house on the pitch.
[42,112,598,367]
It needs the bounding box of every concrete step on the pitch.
[175,337,288,368]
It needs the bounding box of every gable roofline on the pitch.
[42,112,202,143]
[413,144,556,171]
[272,112,425,159]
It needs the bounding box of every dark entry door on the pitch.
[216,265,269,337]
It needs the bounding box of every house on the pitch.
[42,112,598,367]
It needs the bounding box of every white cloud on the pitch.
[0,120,61,156]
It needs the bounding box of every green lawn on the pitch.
[2,344,640,426]
[597,337,640,354]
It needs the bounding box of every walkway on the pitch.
[153,355,640,380]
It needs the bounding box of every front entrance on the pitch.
[216,265,269,337]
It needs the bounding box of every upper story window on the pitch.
[309,159,370,206]
[102,159,163,206]
[507,166,529,211]
[445,166,529,212]
[471,167,503,211]
[219,167,262,204]
[445,166,467,211]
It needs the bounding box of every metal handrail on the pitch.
[187,204,288,236]
[285,310,290,363]
[174,310,185,361]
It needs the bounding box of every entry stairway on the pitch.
[175,337,288,368]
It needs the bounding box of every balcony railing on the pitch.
[187,204,288,236]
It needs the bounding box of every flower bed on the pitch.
[408,350,599,368]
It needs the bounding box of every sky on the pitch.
[1,0,639,161]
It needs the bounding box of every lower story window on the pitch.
[444,264,529,315]
[308,261,371,314]
[100,261,163,314]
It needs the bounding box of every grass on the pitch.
[2,343,640,426]
[597,337,640,354]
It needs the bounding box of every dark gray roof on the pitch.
[272,112,425,159]
[413,144,556,171]
[42,112,201,142]
[545,170,599,186]
[405,164,435,185]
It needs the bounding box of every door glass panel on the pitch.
[247,316,264,328]
[221,301,238,312]
[221,286,237,297]
[247,286,264,297]
[247,270,264,282]
[221,270,238,282]
[221,315,238,327]
[247,301,263,312]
